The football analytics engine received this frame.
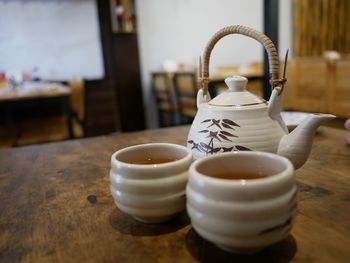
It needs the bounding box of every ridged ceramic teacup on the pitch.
[186,151,297,253]
[110,143,192,223]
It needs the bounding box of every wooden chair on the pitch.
[15,79,85,146]
[284,57,329,113]
[151,73,177,127]
[173,72,197,124]
[0,124,21,148]
[68,78,85,137]
[16,117,69,146]
[330,59,350,117]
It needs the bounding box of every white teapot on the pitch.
[187,25,334,169]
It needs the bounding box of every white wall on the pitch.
[136,0,264,128]
[136,0,293,128]
[0,0,104,81]
[279,0,293,58]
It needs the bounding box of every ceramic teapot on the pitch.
[187,25,335,169]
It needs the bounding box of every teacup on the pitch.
[186,151,297,253]
[110,143,192,223]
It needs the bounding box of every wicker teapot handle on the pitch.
[199,25,286,95]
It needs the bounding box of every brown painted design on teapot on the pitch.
[187,118,252,155]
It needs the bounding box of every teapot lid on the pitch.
[208,76,266,107]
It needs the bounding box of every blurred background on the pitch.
[0,0,349,148]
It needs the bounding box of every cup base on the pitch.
[133,214,177,224]
[216,244,264,254]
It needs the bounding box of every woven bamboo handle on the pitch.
[199,25,285,95]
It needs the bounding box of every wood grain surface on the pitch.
[0,125,349,262]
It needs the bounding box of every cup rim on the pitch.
[190,151,294,186]
[111,142,192,169]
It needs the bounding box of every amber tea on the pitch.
[208,171,269,180]
[130,157,178,165]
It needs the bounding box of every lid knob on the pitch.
[225,75,248,92]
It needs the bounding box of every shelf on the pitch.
[110,0,136,34]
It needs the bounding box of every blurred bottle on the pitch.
[0,71,7,88]
[124,13,133,32]
[22,71,31,82]
[6,70,22,90]
[31,66,41,81]
[115,5,124,31]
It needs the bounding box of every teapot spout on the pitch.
[277,113,335,169]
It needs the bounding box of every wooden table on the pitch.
[0,82,73,139]
[0,125,349,262]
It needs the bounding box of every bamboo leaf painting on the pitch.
[223,119,240,127]
[220,131,237,137]
[213,147,222,153]
[200,142,209,150]
[219,134,231,141]
[222,123,235,130]
[206,119,221,129]
[222,147,234,152]
[206,131,222,142]
[187,118,253,155]
[235,145,252,151]
[201,119,211,123]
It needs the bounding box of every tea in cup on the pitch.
[186,151,297,253]
[110,143,192,223]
